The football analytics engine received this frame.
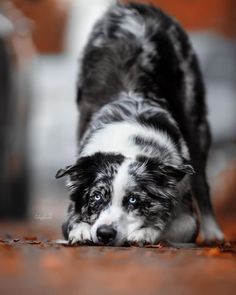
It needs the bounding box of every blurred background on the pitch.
[0,0,235,240]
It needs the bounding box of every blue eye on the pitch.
[128,196,137,204]
[94,193,102,202]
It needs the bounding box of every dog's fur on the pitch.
[56,2,224,246]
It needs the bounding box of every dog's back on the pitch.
[77,2,206,142]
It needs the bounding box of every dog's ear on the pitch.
[55,165,79,179]
[136,155,194,185]
[55,155,96,179]
[55,156,98,204]
[160,161,194,182]
[55,156,98,185]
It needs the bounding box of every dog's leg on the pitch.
[62,203,92,244]
[68,222,92,244]
[63,218,92,245]
[191,172,224,243]
[127,227,161,246]
[190,120,224,243]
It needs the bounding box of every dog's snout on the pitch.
[96,225,117,245]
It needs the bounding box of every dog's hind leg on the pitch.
[190,119,224,243]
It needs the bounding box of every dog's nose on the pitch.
[96,225,117,245]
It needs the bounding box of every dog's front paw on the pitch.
[68,222,92,245]
[127,228,160,246]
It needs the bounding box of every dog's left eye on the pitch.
[128,196,137,204]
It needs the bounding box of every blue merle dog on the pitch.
[56,2,224,246]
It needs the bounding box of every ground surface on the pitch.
[0,222,236,295]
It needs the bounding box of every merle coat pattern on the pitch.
[56,2,223,246]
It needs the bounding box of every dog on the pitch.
[56,2,224,246]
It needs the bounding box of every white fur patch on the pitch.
[69,222,92,244]
[127,227,160,245]
[112,159,133,205]
[81,120,179,163]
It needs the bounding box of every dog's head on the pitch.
[56,152,193,245]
